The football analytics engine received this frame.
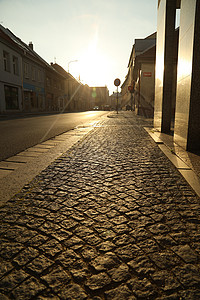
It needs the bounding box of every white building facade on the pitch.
[0,34,23,113]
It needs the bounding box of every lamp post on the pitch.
[67,60,78,109]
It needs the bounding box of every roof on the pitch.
[144,32,156,40]
[127,32,156,67]
[134,38,156,54]
[158,0,180,9]
[136,44,156,60]
[52,63,82,83]
[0,24,64,77]
[0,25,28,52]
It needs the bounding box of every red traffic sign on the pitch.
[143,72,152,77]
[114,78,121,86]
[128,85,135,93]
[128,85,133,91]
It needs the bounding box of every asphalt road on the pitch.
[0,111,108,161]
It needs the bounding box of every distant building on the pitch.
[52,63,93,112]
[22,41,47,112]
[45,64,65,112]
[109,92,122,110]
[90,86,109,110]
[121,32,156,117]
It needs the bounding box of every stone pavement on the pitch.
[0,111,200,300]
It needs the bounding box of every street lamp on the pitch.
[67,60,78,110]
[68,60,78,73]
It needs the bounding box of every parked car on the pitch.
[103,105,111,111]
[93,106,99,110]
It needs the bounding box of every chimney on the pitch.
[29,42,33,50]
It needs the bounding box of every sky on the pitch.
[0,0,157,94]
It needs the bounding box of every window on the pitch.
[38,70,41,82]
[3,51,10,72]
[4,85,19,110]
[46,76,50,87]
[13,56,19,75]
[32,67,36,81]
[24,63,29,78]
[175,9,180,29]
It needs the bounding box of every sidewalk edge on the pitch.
[144,127,200,197]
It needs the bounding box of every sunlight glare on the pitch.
[78,30,108,87]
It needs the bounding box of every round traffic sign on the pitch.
[114,78,121,86]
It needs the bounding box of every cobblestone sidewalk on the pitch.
[0,112,200,299]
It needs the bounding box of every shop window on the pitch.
[3,51,10,72]
[4,85,19,110]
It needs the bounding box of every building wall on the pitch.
[0,41,22,112]
[23,57,45,112]
[154,0,166,126]
[174,0,200,150]
[140,63,155,108]
[154,0,177,132]
[0,27,66,114]
[154,0,200,151]
[91,87,109,109]
[134,63,155,117]
[121,80,129,109]
[45,67,65,112]
[110,92,122,110]
[121,71,133,109]
[52,63,91,112]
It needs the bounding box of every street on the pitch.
[0,111,108,161]
[0,111,200,299]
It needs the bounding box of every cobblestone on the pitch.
[0,112,200,299]
[85,272,111,291]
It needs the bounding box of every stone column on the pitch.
[174,0,200,151]
[154,0,177,132]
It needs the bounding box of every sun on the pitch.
[78,31,108,87]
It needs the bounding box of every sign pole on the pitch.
[131,93,133,111]
[114,78,121,115]
[117,86,118,114]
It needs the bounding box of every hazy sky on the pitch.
[1,0,157,94]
